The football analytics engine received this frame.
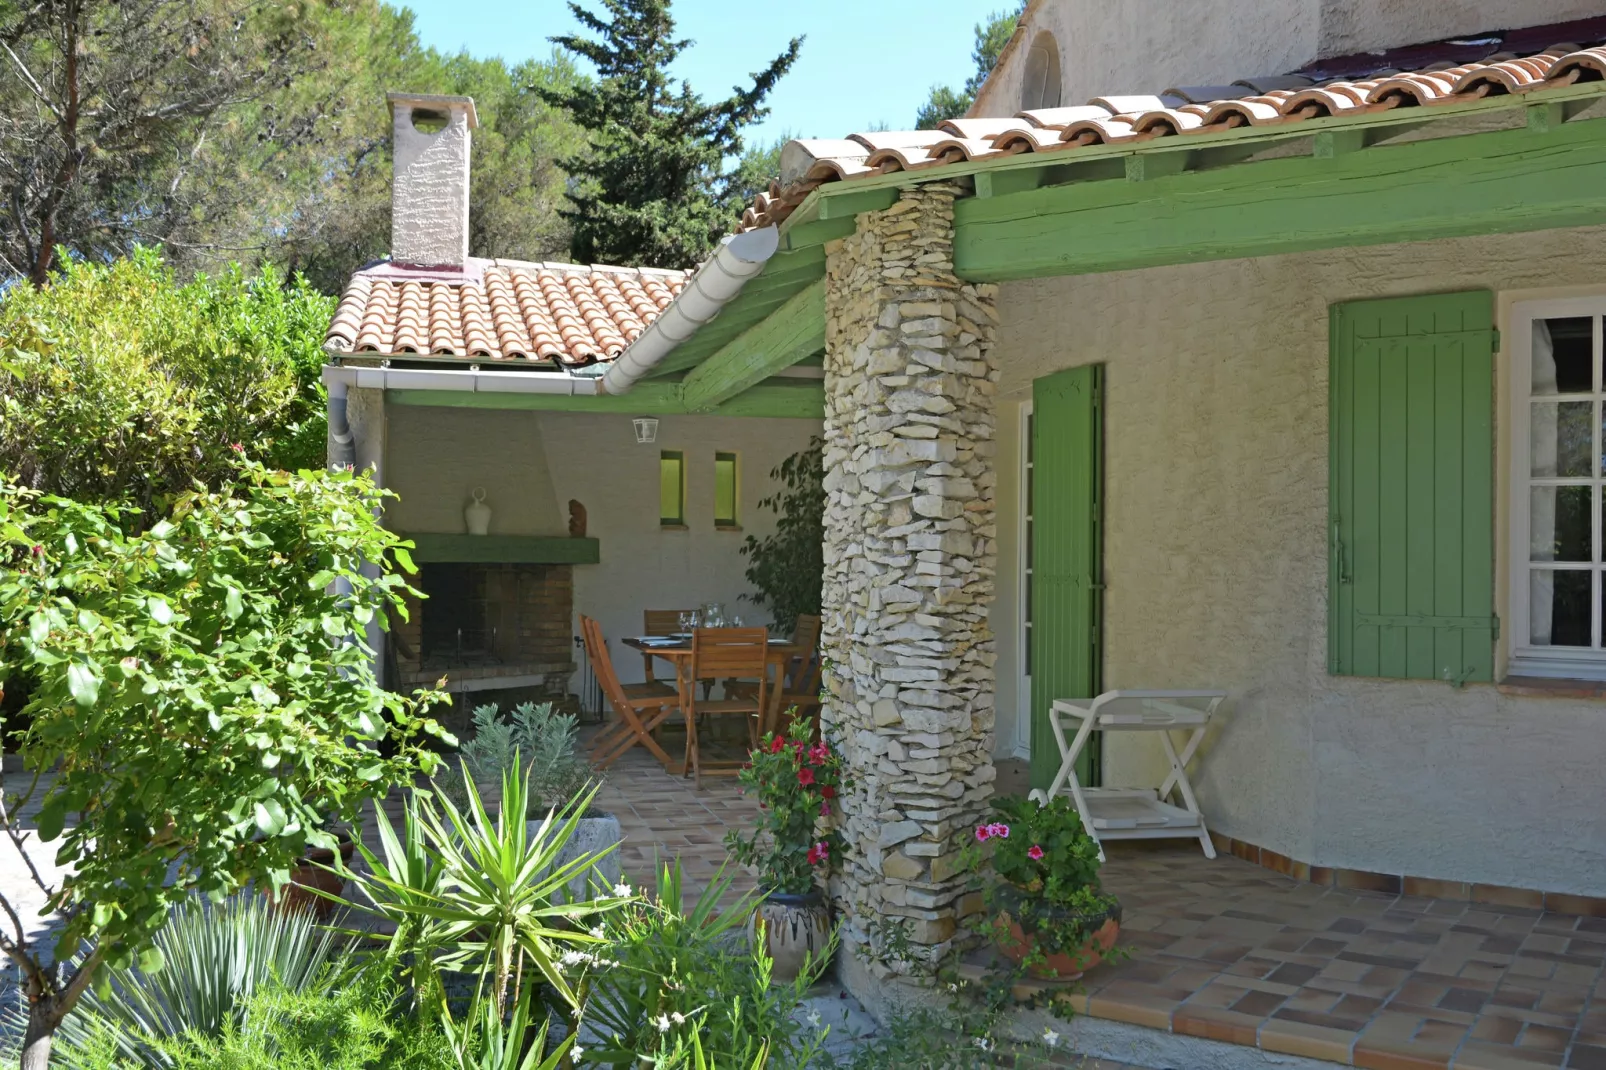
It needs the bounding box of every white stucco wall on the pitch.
[973,0,1606,118]
[991,224,1606,894]
[380,404,820,687]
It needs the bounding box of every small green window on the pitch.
[659,451,685,527]
[715,452,739,528]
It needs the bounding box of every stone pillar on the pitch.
[819,182,1000,981]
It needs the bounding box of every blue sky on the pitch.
[399,0,997,145]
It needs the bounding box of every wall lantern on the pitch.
[633,417,659,444]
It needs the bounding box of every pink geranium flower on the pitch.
[975,826,991,842]
[1027,845,1045,860]
[989,823,1010,839]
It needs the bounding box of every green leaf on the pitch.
[36,798,66,842]
[356,762,383,781]
[147,597,173,625]
[67,660,100,708]
[148,521,175,540]
[355,709,382,738]
[28,613,48,644]
[138,947,165,974]
[253,799,287,836]
[224,587,244,620]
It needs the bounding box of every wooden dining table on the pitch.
[620,635,801,766]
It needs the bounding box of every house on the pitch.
[321,94,821,716]
[324,6,1606,1025]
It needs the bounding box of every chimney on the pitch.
[387,92,478,270]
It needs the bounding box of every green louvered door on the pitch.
[1030,365,1103,789]
[1330,291,1496,682]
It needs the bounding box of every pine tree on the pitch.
[540,0,801,269]
[915,3,1027,128]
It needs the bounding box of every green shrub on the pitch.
[738,439,823,634]
[53,896,344,1069]
[0,249,333,520]
[573,862,829,1067]
[443,702,596,817]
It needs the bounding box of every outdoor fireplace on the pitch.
[391,562,575,704]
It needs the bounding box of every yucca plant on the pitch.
[440,983,571,1070]
[50,895,345,1069]
[338,752,629,1021]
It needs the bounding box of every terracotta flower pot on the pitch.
[276,836,356,919]
[994,886,1121,981]
[752,888,831,984]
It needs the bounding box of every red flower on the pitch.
[807,743,829,765]
[821,802,830,816]
[229,442,244,453]
[806,841,830,865]
[990,823,1010,839]
[975,826,991,842]
[769,736,785,754]
[820,785,836,799]
[1027,845,1045,860]
[30,545,43,556]
[797,767,816,787]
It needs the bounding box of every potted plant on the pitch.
[725,717,845,982]
[439,700,620,901]
[964,795,1122,981]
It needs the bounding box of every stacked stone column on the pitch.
[819,182,1000,979]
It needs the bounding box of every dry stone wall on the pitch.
[819,182,1001,976]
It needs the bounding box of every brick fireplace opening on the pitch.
[391,563,576,715]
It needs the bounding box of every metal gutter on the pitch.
[321,363,595,397]
[598,226,779,396]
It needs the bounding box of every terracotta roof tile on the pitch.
[323,259,691,364]
[735,33,1606,235]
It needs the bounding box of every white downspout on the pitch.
[599,226,780,396]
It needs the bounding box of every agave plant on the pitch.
[339,751,629,1020]
[51,895,344,1068]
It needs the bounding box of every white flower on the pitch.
[973,1036,993,1052]
[570,1045,584,1061]
[1042,1028,1060,1048]
[806,1010,822,1028]
[560,949,593,968]
[947,982,959,992]
[590,925,606,938]
[670,1011,686,1025]
[613,882,632,897]
[654,1013,672,1033]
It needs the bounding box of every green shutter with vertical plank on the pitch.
[1330,291,1495,683]
[1031,364,1103,789]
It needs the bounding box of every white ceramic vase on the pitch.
[464,487,491,535]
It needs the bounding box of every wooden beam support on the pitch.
[1125,151,1190,181]
[816,187,899,220]
[1528,102,1567,133]
[679,280,826,411]
[954,116,1606,283]
[975,168,1046,198]
[385,378,824,419]
[402,534,601,565]
[782,217,857,250]
[1313,129,1368,158]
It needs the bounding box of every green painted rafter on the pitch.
[679,279,825,411]
[385,378,823,419]
[953,115,1606,282]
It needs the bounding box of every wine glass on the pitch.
[677,610,693,635]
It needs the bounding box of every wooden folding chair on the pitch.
[729,613,820,713]
[684,627,769,788]
[582,615,683,770]
[642,609,691,683]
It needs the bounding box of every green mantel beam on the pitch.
[679,279,825,412]
[386,378,823,419]
[402,533,601,565]
[953,116,1606,283]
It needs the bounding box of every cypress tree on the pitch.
[540,0,801,269]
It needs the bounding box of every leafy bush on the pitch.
[0,249,333,519]
[443,702,596,817]
[61,969,456,1070]
[739,439,823,634]
[52,896,344,1069]
[0,462,452,1063]
[572,862,829,1068]
[724,719,846,896]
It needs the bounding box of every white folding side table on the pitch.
[1027,689,1226,860]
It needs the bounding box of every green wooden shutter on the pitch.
[1330,291,1495,682]
[1031,365,1103,789]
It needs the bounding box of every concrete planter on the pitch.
[527,812,621,903]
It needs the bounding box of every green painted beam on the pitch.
[781,217,857,250]
[816,187,899,220]
[679,279,826,411]
[402,533,601,565]
[954,116,1606,283]
[385,378,824,419]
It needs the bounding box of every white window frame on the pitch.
[1509,295,1606,679]
[1014,401,1035,759]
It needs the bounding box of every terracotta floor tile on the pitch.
[1451,1041,1565,1069]
[1259,1015,1359,1062]
[1354,1015,1469,1070]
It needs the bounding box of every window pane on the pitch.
[1529,569,1593,647]
[714,453,737,525]
[1531,401,1593,477]
[659,452,683,524]
[1530,485,1593,562]
[1532,316,1594,394]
